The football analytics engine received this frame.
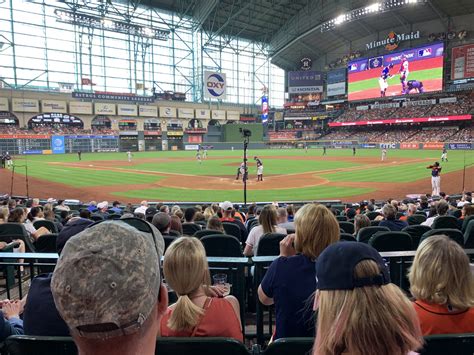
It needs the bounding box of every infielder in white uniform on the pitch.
[254,156,263,181]
[381,148,387,161]
[127,151,133,162]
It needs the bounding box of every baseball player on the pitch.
[427,162,442,196]
[254,156,263,181]
[323,146,327,156]
[378,63,394,97]
[441,147,448,162]
[235,162,246,180]
[196,151,202,164]
[1,152,5,169]
[203,146,208,159]
[127,151,133,162]
[304,143,308,153]
[381,148,387,161]
[403,80,425,95]
[5,152,12,169]
[77,150,82,161]
[399,55,409,93]
[352,146,357,156]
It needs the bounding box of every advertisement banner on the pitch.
[95,103,116,115]
[12,98,39,112]
[211,110,226,120]
[117,104,137,116]
[448,143,472,150]
[139,105,158,117]
[379,143,398,149]
[402,99,436,107]
[69,102,93,115]
[360,143,377,148]
[288,71,323,93]
[268,132,296,140]
[195,109,211,119]
[423,142,444,150]
[72,91,154,103]
[203,71,227,100]
[439,97,457,104]
[51,135,65,154]
[400,142,420,149]
[262,96,268,123]
[327,82,346,96]
[0,134,49,139]
[327,68,347,84]
[185,145,199,151]
[178,108,194,119]
[159,106,177,118]
[329,115,471,127]
[451,44,474,80]
[0,97,9,111]
[226,111,240,120]
[42,100,67,113]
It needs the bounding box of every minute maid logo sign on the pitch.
[204,71,226,100]
[366,30,420,51]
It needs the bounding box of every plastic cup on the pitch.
[212,273,227,285]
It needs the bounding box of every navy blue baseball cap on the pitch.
[316,242,390,290]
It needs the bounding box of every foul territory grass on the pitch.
[9,148,472,202]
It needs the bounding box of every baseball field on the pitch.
[1,148,473,203]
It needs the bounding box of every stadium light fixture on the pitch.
[365,3,381,13]
[334,14,347,25]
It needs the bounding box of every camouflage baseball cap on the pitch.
[51,221,164,339]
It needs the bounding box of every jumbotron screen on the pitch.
[347,43,444,101]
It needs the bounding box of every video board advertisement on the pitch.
[347,43,444,101]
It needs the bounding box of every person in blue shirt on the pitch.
[0,300,24,341]
[378,63,394,97]
[379,204,408,231]
[257,204,340,339]
[110,201,123,215]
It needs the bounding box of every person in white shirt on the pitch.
[276,207,295,231]
[134,200,149,215]
[244,205,286,256]
[422,200,449,227]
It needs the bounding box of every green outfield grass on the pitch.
[348,67,443,93]
[9,148,473,202]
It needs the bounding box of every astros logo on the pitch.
[206,73,225,97]
[385,31,400,51]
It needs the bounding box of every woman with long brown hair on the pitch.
[243,204,286,256]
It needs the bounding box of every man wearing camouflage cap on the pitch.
[51,221,168,355]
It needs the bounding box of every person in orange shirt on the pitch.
[159,237,243,341]
[399,203,417,222]
[409,235,474,335]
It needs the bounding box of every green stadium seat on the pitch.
[340,233,356,242]
[420,333,474,355]
[365,211,381,220]
[338,221,354,234]
[462,215,474,233]
[155,337,250,355]
[408,214,427,225]
[356,226,390,243]
[336,215,347,222]
[164,235,176,252]
[0,223,36,252]
[256,233,287,256]
[432,215,459,230]
[368,231,413,251]
[464,220,474,248]
[262,337,313,355]
[223,222,242,241]
[201,235,243,257]
[402,225,431,249]
[5,335,78,355]
[194,229,223,239]
[420,229,464,247]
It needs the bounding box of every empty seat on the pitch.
[420,229,464,247]
[370,220,380,226]
[182,223,201,236]
[164,235,177,252]
[34,234,58,254]
[432,215,459,230]
[366,211,381,220]
[336,216,347,222]
[407,214,427,225]
[462,215,474,233]
[201,235,242,257]
[368,231,413,251]
[356,226,390,243]
[6,335,78,355]
[340,233,356,242]
[0,223,36,252]
[402,225,431,249]
[256,233,287,256]
[194,229,223,239]
[155,337,250,355]
[338,221,354,234]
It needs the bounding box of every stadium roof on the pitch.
[146,0,474,70]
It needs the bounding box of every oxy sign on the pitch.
[204,71,226,100]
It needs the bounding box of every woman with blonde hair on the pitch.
[409,235,474,335]
[203,207,214,221]
[314,242,423,355]
[159,237,243,340]
[244,204,286,256]
[258,203,339,339]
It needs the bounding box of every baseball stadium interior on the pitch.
[0,0,474,354]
